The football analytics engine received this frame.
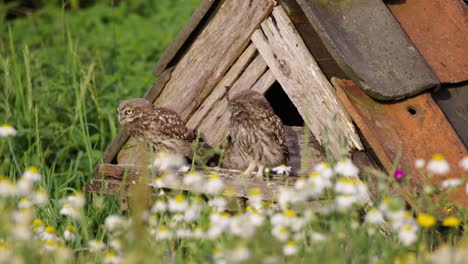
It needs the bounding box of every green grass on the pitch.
[0,1,467,263]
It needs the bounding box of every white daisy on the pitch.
[23,166,41,182]
[88,240,105,252]
[365,208,385,224]
[0,177,16,197]
[459,156,468,171]
[63,226,76,242]
[334,158,359,178]
[104,252,121,264]
[398,224,418,246]
[168,194,188,212]
[415,158,425,169]
[204,173,224,195]
[271,165,292,175]
[0,124,17,137]
[426,154,450,175]
[441,178,462,189]
[313,162,334,179]
[105,215,128,232]
[283,241,298,256]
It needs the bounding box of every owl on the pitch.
[228,90,289,180]
[118,98,196,158]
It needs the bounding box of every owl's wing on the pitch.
[151,107,196,141]
[267,112,289,161]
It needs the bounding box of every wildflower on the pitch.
[109,238,122,251]
[88,240,105,252]
[151,152,186,171]
[334,177,357,195]
[229,246,250,263]
[63,225,76,242]
[184,206,201,222]
[272,225,289,242]
[441,216,460,227]
[60,203,82,220]
[272,165,292,175]
[43,239,58,252]
[335,195,356,211]
[307,172,331,197]
[414,159,425,169]
[459,156,468,171]
[393,169,405,181]
[12,225,31,240]
[32,188,48,206]
[161,173,180,188]
[151,199,167,213]
[365,208,385,224]
[104,252,121,264]
[441,178,462,189]
[398,224,418,246]
[334,158,359,178]
[105,215,128,232]
[55,246,73,262]
[310,232,327,242]
[32,218,45,233]
[313,162,334,179]
[151,178,165,189]
[283,241,298,256]
[41,226,58,241]
[0,124,17,137]
[0,241,12,262]
[208,196,227,212]
[205,173,224,195]
[277,187,302,208]
[11,208,34,225]
[246,210,264,226]
[417,213,436,228]
[66,192,85,208]
[183,171,204,189]
[18,197,33,209]
[15,177,33,196]
[229,215,256,238]
[426,154,450,175]
[0,176,16,197]
[23,166,41,182]
[175,229,192,238]
[168,194,188,212]
[155,226,172,240]
[248,188,263,209]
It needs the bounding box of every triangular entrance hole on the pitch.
[264,81,304,127]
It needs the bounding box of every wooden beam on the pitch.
[152,0,219,77]
[154,0,275,121]
[186,44,258,130]
[91,164,297,201]
[251,6,363,158]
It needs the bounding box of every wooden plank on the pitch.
[387,0,468,83]
[296,0,439,100]
[154,0,275,121]
[251,6,363,158]
[278,0,346,80]
[186,44,258,130]
[333,78,468,208]
[152,0,219,77]
[101,67,174,164]
[196,54,269,147]
[92,164,297,201]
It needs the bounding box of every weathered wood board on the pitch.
[387,0,468,83]
[333,78,467,207]
[296,0,439,100]
[152,0,219,77]
[90,164,297,201]
[252,6,363,158]
[154,0,275,121]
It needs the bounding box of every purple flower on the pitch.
[394,169,405,181]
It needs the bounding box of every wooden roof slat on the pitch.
[152,0,219,77]
[296,0,439,100]
[252,6,363,158]
[154,0,275,121]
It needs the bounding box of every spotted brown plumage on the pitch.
[228,90,289,180]
[118,98,196,157]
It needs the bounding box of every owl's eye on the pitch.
[125,110,134,115]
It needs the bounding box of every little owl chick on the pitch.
[118,98,196,157]
[228,90,289,180]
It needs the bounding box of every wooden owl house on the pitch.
[86,0,468,208]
